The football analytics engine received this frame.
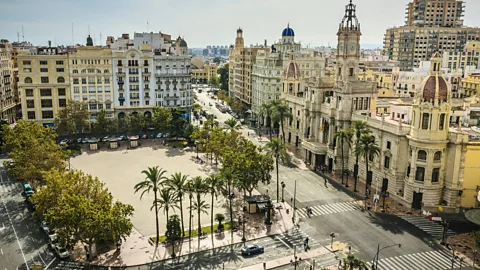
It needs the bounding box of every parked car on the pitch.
[241,244,264,256]
[81,138,89,144]
[59,139,69,146]
[163,133,170,138]
[102,136,110,142]
[141,134,148,139]
[48,232,57,243]
[156,133,163,138]
[53,245,69,259]
[40,221,50,234]
[117,135,125,141]
[23,184,34,197]
[76,138,83,144]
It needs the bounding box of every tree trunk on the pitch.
[166,207,169,226]
[365,153,369,197]
[268,116,272,140]
[354,153,359,192]
[280,118,286,144]
[179,195,185,238]
[276,157,279,203]
[341,140,344,184]
[211,191,215,249]
[189,195,192,240]
[154,191,159,245]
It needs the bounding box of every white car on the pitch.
[48,232,57,242]
[40,221,50,234]
[54,245,69,259]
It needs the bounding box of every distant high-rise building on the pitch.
[384,0,480,71]
[0,40,18,123]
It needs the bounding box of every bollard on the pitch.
[263,262,266,269]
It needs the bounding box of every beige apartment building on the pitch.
[442,41,480,73]
[191,62,218,84]
[228,28,263,105]
[68,36,115,120]
[0,40,18,123]
[17,46,69,127]
[384,0,480,71]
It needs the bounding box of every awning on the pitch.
[257,203,267,210]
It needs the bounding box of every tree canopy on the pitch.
[55,100,90,136]
[218,63,229,91]
[34,170,134,251]
[1,120,66,185]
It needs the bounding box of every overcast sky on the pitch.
[1,0,480,48]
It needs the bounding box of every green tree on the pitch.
[209,75,219,88]
[473,231,480,248]
[93,109,115,136]
[272,101,293,144]
[357,134,380,197]
[54,99,90,136]
[153,107,173,132]
[259,101,276,140]
[334,129,354,186]
[352,121,370,192]
[134,167,168,245]
[165,215,182,244]
[155,187,178,222]
[217,90,228,102]
[1,120,66,185]
[230,100,244,116]
[192,103,203,114]
[214,213,225,229]
[170,108,187,139]
[213,57,221,65]
[341,254,368,270]
[34,170,134,253]
[191,176,208,236]
[219,167,237,230]
[224,118,240,132]
[167,172,189,238]
[185,179,195,241]
[218,63,229,91]
[184,124,195,143]
[206,173,224,247]
[191,198,209,237]
[265,138,289,203]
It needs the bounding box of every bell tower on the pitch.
[235,28,244,50]
[336,0,361,83]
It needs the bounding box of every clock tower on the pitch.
[336,0,361,83]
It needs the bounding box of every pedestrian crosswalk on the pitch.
[315,252,345,269]
[399,216,456,239]
[367,250,464,270]
[0,182,20,194]
[297,201,361,218]
[279,228,321,250]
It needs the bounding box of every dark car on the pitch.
[241,244,264,256]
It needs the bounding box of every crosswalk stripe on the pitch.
[399,216,456,239]
[373,250,465,270]
[337,202,353,212]
[409,252,432,269]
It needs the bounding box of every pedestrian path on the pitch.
[315,252,344,269]
[297,201,361,219]
[279,228,321,250]
[0,182,20,194]
[366,249,465,270]
[399,216,456,239]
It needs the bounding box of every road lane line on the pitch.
[44,258,56,270]
[275,235,291,249]
[0,248,2,255]
[38,251,46,266]
[2,197,29,270]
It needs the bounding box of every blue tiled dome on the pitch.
[282,25,295,37]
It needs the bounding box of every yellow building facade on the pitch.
[17,47,70,127]
[461,143,480,208]
[0,40,18,123]
[191,63,218,84]
[461,73,480,100]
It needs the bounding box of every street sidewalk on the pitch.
[77,200,298,267]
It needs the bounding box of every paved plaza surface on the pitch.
[70,143,227,238]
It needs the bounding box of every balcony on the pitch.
[118,81,124,85]
[164,96,179,100]
[118,97,125,102]
[116,72,125,75]
[144,95,150,99]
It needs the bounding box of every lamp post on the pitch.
[441,219,449,245]
[345,169,350,187]
[241,212,246,245]
[264,200,273,225]
[281,181,286,203]
[329,232,335,249]
[473,249,477,268]
[292,180,297,226]
[372,243,401,270]
[447,244,459,270]
[290,245,302,270]
[195,140,199,159]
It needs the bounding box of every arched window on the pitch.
[422,113,429,130]
[73,69,78,74]
[81,69,86,74]
[104,69,109,73]
[57,77,65,83]
[434,151,442,161]
[418,150,427,161]
[24,77,32,83]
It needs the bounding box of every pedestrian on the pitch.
[248,131,250,136]
[324,177,328,188]
[305,237,309,245]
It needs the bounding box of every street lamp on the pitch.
[241,211,246,245]
[372,243,401,270]
[473,249,477,268]
[447,244,460,270]
[330,232,335,249]
[290,245,302,270]
[441,219,450,245]
[281,181,286,203]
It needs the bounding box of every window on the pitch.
[105,86,111,93]
[384,156,390,169]
[27,111,35,119]
[82,78,86,84]
[56,60,64,65]
[73,78,79,84]
[89,104,97,110]
[41,100,53,108]
[98,104,103,109]
[82,87,87,93]
[349,68,354,76]
[59,99,67,107]
[23,61,31,65]
[439,113,445,130]
[106,104,111,109]
[40,68,48,72]
[432,168,440,183]
[89,86,95,93]
[42,111,54,119]
[74,87,80,93]
[104,69,109,73]
[56,68,64,72]
[422,113,429,129]
[73,69,79,74]
[58,88,66,96]
[24,77,32,83]
[23,68,32,72]
[434,151,442,161]
[57,77,65,83]
[41,77,49,83]
[407,164,411,177]
[39,61,48,65]
[387,141,391,150]
[26,100,34,108]
[418,150,427,161]
[25,89,33,96]
[415,167,425,182]
[40,89,52,96]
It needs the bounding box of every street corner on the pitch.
[324,241,349,253]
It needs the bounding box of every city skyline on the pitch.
[2,0,480,48]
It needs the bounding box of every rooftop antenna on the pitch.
[22,25,24,42]
[17,30,20,42]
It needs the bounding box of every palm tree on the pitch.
[154,187,179,222]
[341,254,368,270]
[259,102,274,139]
[265,138,288,203]
[272,101,293,144]
[352,121,370,192]
[215,213,226,229]
[206,174,224,247]
[167,172,189,238]
[185,179,195,240]
[191,198,210,236]
[134,166,168,245]
[357,134,380,197]
[224,118,240,132]
[334,129,354,185]
[191,176,208,234]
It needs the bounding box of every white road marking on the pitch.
[37,251,46,266]
[275,235,291,249]
[0,248,3,255]
[44,258,56,270]
[2,198,29,270]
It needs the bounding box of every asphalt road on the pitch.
[0,161,58,270]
